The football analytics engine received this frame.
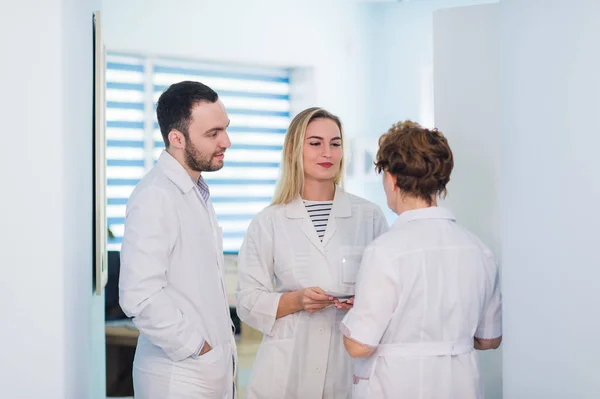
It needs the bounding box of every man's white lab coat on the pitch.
[119,151,236,399]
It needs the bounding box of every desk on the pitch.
[106,319,139,347]
[106,320,137,397]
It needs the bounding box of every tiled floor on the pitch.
[226,258,263,398]
[235,329,262,398]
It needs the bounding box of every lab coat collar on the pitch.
[284,186,351,219]
[285,186,350,253]
[156,150,196,194]
[391,206,456,230]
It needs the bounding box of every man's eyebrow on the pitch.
[204,120,231,135]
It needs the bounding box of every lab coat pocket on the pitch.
[352,355,378,399]
[195,344,228,389]
[247,338,294,398]
[171,344,229,397]
[171,343,225,380]
[352,379,370,399]
[268,311,299,340]
[341,246,365,285]
[198,343,222,364]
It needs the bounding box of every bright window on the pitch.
[106,54,290,253]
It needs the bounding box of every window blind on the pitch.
[106,54,147,251]
[152,59,290,253]
[106,54,290,253]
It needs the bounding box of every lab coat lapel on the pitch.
[157,151,224,269]
[321,187,351,247]
[302,216,325,254]
[286,197,326,255]
[321,216,336,248]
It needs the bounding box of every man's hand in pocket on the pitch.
[199,341,212,356]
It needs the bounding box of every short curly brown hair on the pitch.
[375,120,454,204]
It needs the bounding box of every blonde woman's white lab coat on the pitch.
[236,188,388,399]
[119,151,237,399]
[341,207,502,399]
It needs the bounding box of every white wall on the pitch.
[433,4,501,398]
[366,0,498,132]
[0,0,106,398]
[499,0,600,396]
[357,0,499,215]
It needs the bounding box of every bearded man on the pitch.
[119,80,237,399]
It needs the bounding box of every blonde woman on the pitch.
[236,107,388,398]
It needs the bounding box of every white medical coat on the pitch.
[342,206,502,399]
[236,188,388,399]
[119,151,236,399]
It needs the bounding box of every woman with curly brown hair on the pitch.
[340,121,502,399]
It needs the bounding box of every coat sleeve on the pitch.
[341,245,398,347]
[119,186,204,361]
[236,214,283,336]
[475,264,503,339]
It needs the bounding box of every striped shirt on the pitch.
[196,175,210,203]
[192,174,210,357]
[304,200,333,241]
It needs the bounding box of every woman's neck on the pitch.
[395,195,437,214]
[302,178,335,201]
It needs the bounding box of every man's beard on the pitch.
[184,143,224,172]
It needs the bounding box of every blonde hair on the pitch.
[271,107,345,205]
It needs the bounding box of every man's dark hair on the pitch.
[156,81,219,147]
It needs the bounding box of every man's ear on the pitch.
[168,129,186,150]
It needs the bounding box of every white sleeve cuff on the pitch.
[238,291,283,336]
[340,311,380,348]
[164,329,205,362]
[475,324,502,340]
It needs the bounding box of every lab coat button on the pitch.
[318,327,324,334]
[315,367,321,373]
